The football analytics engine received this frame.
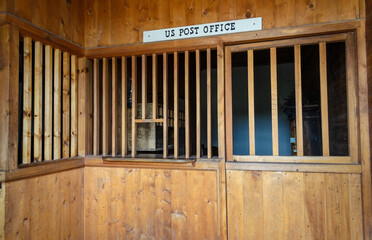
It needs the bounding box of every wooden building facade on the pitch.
[0,0,371,239]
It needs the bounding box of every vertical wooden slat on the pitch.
[44,45,53,161]
[22,37,32,164]
[295,45,304,156]
[185,51,190,159]
[271,47,279,156]
[93,58,99,155]
[196,50,201,159]
[225,47,233,161]
[142,54,147,119]
[319,42,329,156]
[152,54,157,119]
[53,48,61,160]
[248,49,255,156]
[131,56,137,157]
[62,52,70,158]
[122,57,128,156]
[34,41,43,162]
[71,55,78,157]
[207,48,212,158]
[112,57,117,156]
[102,58,108,155]
[163,53,168,158]
[174,52,179,158]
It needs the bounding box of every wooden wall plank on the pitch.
[248,49,255,156]
[171,170,188,239]
[62,52,70,158]
[348,174,363,240]
[152,54,158,119]
[71,55,78,157]
[227,170,244,239]
[33,41,43,162]
[53,48,62,160]
[44,45,53,160]
[163,53,168,158]
[22,37,32,164]
[196,50,201,159]
[187,170,203,239]
[112,57,117,156]
[93,59,100,155]
[225,47,233,161]
[174,51,179,158]
[217,41,226,159]
[141,54,147,119]
[121,57,128,156]
[207,48,212,158]
[294,45,303,156]
[154,170,171,239]
[270,47,279,156]
[131,56,137,157]
[185,51,190,159]
[102,58,109,155]
[319,42,329,156]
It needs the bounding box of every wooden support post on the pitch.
[152,54,157,119]
[102,58,108,155]
[93,58,99,155]
[225,47,233,161]
[71,55,78,157]
[44,45,53,161]
[122,57,128,156]
[22,37,32,164]
[319,42,329,156]
[174,52,179,158]
[53,49,61,160]
[163,53,168,158]
[34,41,43,162]
[271,47,279,156]
[207,48,212,158]
[131,56,137,157]
[78,57,90,156]
[217,41,226,159]
[112,57,117,156]
[248,49,255,156]
[142,55,147,119]
[294,45,303,156]
[185,51,190,159]
[196,50,201,159]
[62,52,70,158]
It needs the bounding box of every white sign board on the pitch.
[143,17,262,43]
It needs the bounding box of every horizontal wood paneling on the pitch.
[84,166,219,239]
[227,170,363,240]
[4,168,84,239]
[84,0,362,47]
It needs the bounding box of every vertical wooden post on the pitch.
[174,52,179,158]
[163,53,168,158]
[71,55,78,157]
[248,49,255,156]
[207,48,212,158]
[142,55,147,119]
[62,52,70,158]
[152,54,157,119]
[44,45,53,160]
[185,51,190,159]
[112,57,117,156]
[131,56,137,157]
[78,57,90,156]
[271,47,279,156]
[34,41,43,162]
[217,41,226,159]
[122,57,128,156]
[53,49,62,160]
[196,50,201,159]
[319,42,329,156]
[294,45,303,156]
[102,58,108,155]
[93,58,99,155]
[225,47,233,161]
[22,37,32,164]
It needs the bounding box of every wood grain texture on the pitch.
[53,49,62,160]
[141,54,147,120]
[270,47,278,156]
[71,55,78,157]
[33,41,43,162]
[93,58,100,155]
[122,56,128,156]
[163,53,168,158]
[319,42,329,156]
[22,37,32,164]
[196,50,201,159]
[44,45,53,160]
[294,45,303,156]
[185,51,190,159]
[207,48,212,158]
[112,57,117,156]
[102,58,109,155]
[131,56,137,157]
[152,54,158,119]
[248,49,255,156]
[62,52,70,158]
[174,52,179,158]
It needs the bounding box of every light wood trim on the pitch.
[62,52,70,158]
[131,55,137,157]
[196,50,201,159]
[174,51,179,158]
[141,54,147,119]
[135,119,164,123]
[226,162,361,173]
[207,48,212,158]
[294,45,303,156]
[270,47,278,156]
[233,155,352,164]
[152,54,157,119]
[93,58,99,155]
[44,45,53,161]
[346,33,358,162]
[185,51,190,159]
[22,37,32,164]
[319,42,329,156]
[225,47,233,161]
[53,48,62,160]
[34,41,43,162]
[121,57,128,156]
[112,57,117,156]
[102,58,109,155]
[163,53,168,158]
[71,55,78,157]
[217,41,226,159]
[103,157,195,164]
[248,49,255,156]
